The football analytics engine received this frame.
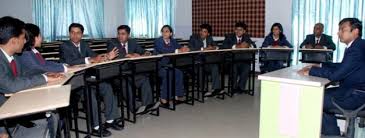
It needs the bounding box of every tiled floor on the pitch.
[72,78,365,138]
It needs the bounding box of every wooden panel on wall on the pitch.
[192,0,265,38]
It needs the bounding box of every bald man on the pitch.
[300,23,336,50]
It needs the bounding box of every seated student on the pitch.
[222,21,256,94]
[188,23,223,97]
[18,23,68,75]
[300,23,336,50]
[298,18,365,136]
[106,25,159,114]
[0,16,64,138]
[261,23,293,72]
[154,25,189,107]
[59,23,122,137]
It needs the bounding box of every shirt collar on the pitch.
[347,40,355,48]
[236,36,242,40]
[121,41,128,46]
[273,35,279,41]
[31,48,39,53]
[72,42,81,48]
[0,48,14,62]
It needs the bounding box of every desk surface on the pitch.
[299,48,333,52]
[5,73,74,96]
[0,85,71,120]
[258,64,330,87]
[261,47,294,51]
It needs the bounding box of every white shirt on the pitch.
[273,35,279,41]
[202,39,207,48]
[0,48,14,63]
[236,36,242,43]
[0,48,48,81]
[346,40,354,49]
[32,48,67,72]
[120,41,128,54]
[315,36,321,44]
[72,42,90,64]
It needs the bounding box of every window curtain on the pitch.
[125,0,176,38]
[292,0,365,63]
[32,0,105,41]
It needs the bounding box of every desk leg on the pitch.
[250,53,255,96]
[131,66,137,123]
[172,61,176,110]
[61,107,71,138]
[95,84,103,138]
[83,86,92,138]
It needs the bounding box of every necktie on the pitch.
[9,59,17,77]
[316,39,319,44]
[35,52,45,64]
[237,38,242,45]
[120,43,127,55]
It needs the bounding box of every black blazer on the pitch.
[106,38,146,59]
[300,34,336,50]
[222,33,256,49]
[59,40,97,65]
[188,34,217,51]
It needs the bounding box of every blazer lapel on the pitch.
[0,51,12,76]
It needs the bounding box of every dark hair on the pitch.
[23,23,41,51]
[270,23,285,40]
[161,25,174,34]
[0,16,25,45]
[68,23,84,33]
[235,21,248,31]
[339,18,363,37]
[200,23,212,34]
[117,25,131,34]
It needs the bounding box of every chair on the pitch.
[328,89,365,138]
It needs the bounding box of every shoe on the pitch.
[204,91,213,96]
[135,106,146,114]
[206,89,222,97]
[91,127,112,137]
[105,119,124,131]
[160,102,170,108]
[233,89,244,94]
[146,102,160,111]
[174,100,185,104]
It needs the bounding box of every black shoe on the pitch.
[160,102,170,108]
[105,119,124,131]
[91,127,112,137]
[135,106,147,115]
[207,89,223,97]
[233,89,245,94]
[146,102,160,111]
[174,100,185,105]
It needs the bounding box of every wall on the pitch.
[0,0,33,23]
[104,0,126,38]
[0,0,292,42]
[174,0,193,39]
